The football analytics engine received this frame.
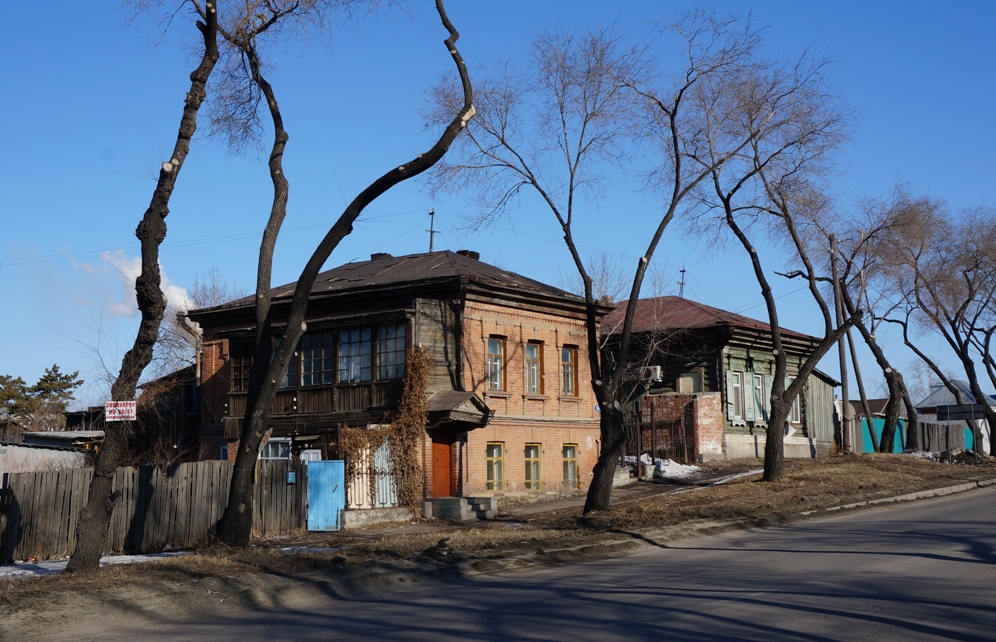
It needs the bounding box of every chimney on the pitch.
[370,252,392,261]
[456,250,480,260]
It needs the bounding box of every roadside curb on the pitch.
[456,476,996,578]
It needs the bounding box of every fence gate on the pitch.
[307,460,345,531]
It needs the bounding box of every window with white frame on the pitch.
[487,337,505,391]
[525,341,543,394]
[260,438,291,460]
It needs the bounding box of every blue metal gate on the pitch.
[307,460,345,531]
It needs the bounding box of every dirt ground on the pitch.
[3,452,996,639]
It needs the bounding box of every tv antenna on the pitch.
[426,209,440,252]
[678,266,686,299]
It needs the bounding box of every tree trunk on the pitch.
[215,0,474,547]
[65,7,218,573]
[583,403,625,513]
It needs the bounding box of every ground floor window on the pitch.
[525,443,541,490]
[486,442,504,491]
[260,437,291,459]
[562,444,578,488]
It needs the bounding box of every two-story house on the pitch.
[602,296,838,462]
[185,250,603,509]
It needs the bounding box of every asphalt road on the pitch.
[96,486,996,641]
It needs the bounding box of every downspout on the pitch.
[177,312,204,424]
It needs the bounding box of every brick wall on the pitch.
[462,417,599,495]
[200,338,231,425]
[462,301,598,421]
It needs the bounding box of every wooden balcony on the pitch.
[226,381,401,422]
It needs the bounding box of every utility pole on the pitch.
[830,235,851,454]
[426,208,439,252]
[678,267,686,299]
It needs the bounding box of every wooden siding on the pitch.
[0,460,307,562]
[806,375,837,444]
[227,381,401,420]
[415,297,462,391]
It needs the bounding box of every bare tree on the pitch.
[212,0,474,547]
[827,190,926,452]
[700,44,857,480]
[881,199,996,455]
[430,12,828,509]
[65,1,219,573]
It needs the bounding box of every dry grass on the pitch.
[3,453,995,618]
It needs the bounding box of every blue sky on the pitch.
[2,1,994,408]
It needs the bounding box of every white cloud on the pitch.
[78,250,193,318]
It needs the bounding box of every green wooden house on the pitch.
[602,296,838,461]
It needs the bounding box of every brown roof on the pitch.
[201,250,580,312]
[601,296,814,341]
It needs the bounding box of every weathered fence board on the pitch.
[0,460,309,563]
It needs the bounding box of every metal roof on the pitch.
[197,250,581,313]
[601,296,815,341]
[915,380,996,409]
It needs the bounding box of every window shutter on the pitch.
[763,375,773,422]
[725,371,736,420]
[744,374,756,422]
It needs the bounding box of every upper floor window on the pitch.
[302,332,335,387]
[377,324,406,380]
[229,322,407,393]
[525,341,543,394]
[339,328,373,383]
[231,354,252,392]
[277,343,297,389]
[561,346,578,396]
[487,337,505,391]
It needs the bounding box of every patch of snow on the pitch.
[0,551,190,579]
[280,547,338,556]
[653,458,701,480]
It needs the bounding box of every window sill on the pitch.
[559,396,581,403]
[522,394,548,401]
[485,392,512,399]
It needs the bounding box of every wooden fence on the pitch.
[0,459,307,563]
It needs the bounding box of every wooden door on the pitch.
[431,439,453,497]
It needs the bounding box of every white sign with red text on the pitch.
[104,401,137,422]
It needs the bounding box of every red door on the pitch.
[432,439,453,497]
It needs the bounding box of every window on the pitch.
[487,337,505,391]
[525,444,542,490]
[231,355,252,392]
[562,444,578,489]
[259,438,291,460]
[276,342,297,389]
[525,342,543,394]
[730,372,744,419]
[377,324,407,380]
[752,374,766,422]
[302,332,335,386]
[338,328,372,383]
[486,442,504,491]
[788,377,802,424]
[561,346,578,396]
